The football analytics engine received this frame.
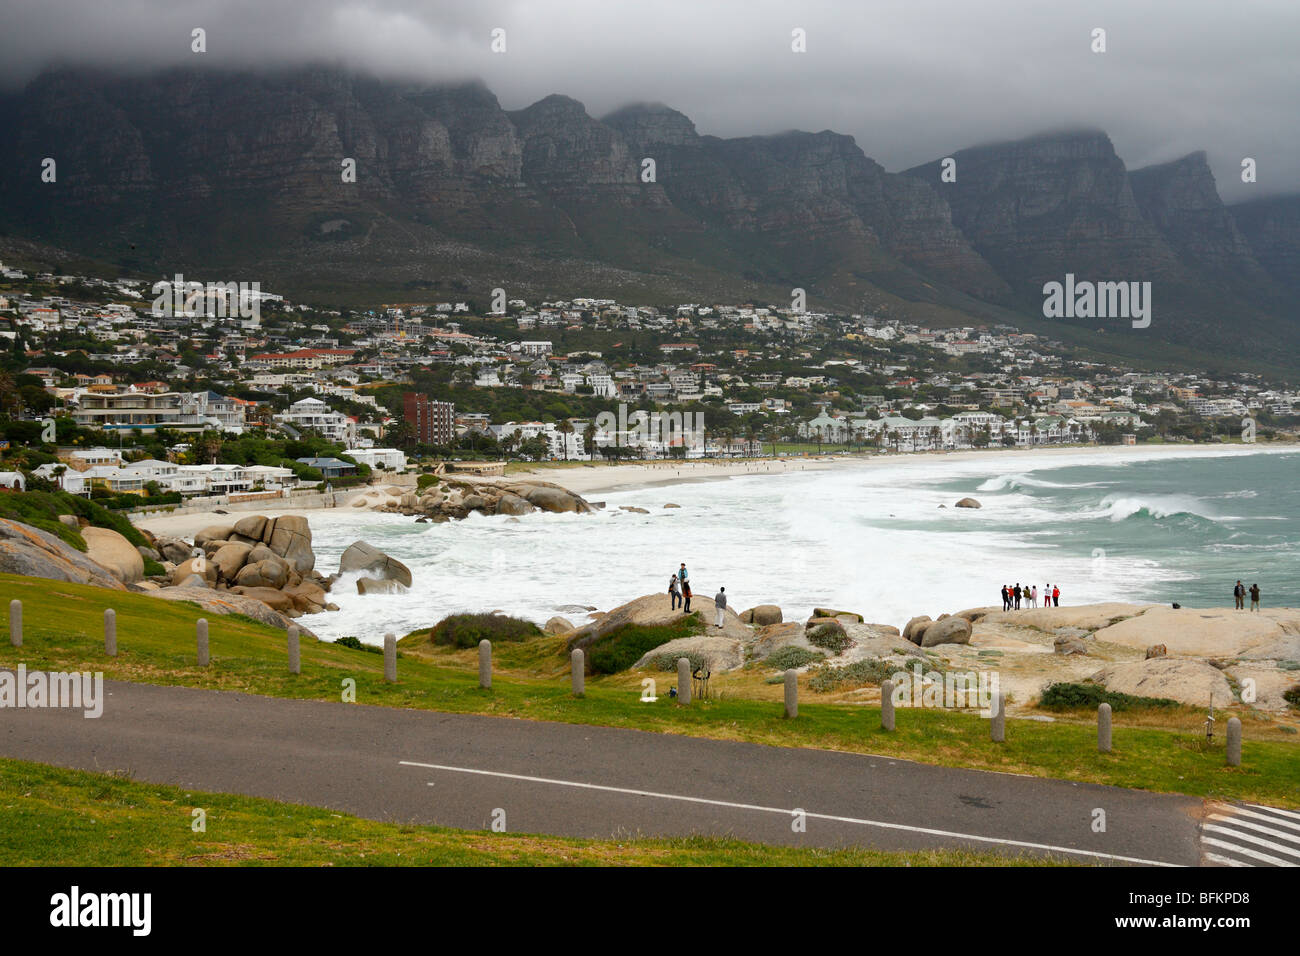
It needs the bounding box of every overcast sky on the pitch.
[3,0,1297,200]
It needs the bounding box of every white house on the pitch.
[345,447,407,471]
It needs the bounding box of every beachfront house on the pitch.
[296,457,357,479]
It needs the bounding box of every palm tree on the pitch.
[583,422,597,461]
[557,420,574,461]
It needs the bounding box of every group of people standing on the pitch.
[1001,582,1059,610]
[668,563,729,628]
[1233,580,1262,611]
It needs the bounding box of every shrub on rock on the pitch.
[428,613,542,649]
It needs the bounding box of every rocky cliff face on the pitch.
[1129,151,1271,291]
[1,68,1297,356]
[905,130,1186,290]
[1230,195,1300,295]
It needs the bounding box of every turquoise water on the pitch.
[928,448,1300,610]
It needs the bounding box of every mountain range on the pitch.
[1,66,1297,364]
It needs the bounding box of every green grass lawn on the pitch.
[2,572,1298,810]
[0,757,1055,866]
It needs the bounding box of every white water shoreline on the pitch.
[510,441,1295,495]
[132,442,1294,540]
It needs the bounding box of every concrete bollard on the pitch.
[9,598,20,647]
[571,648,584,697]
[881,679,895,731]
[991,692,1005,743]
[196,618,209,667]
[478,639,491,689]
[783,669,798,718]
[1098,702,1112,753]
[677,657,692,705]
[287,624,300,675]
[384,633,396,683]
[1226,716,1242,767]
[104,608,117,657]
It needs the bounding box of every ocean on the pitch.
[298,445,1300,643]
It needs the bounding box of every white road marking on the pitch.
[399,760,1180,866]
[1207,813,1300,847]
[1203,852,1250,868]
[1247,803,1300,821]
[1202,836,1295,867]
[1202,824,1300,861]
[1229,806,1300,833]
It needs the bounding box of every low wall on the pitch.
[126,487,369,520]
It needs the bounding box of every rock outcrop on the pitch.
[339,541,413,588]
[147,586,311,634]
[152,514,328,618]
[1089,658,1234,708]
[80,527,145,584]
[390,477,593,521]
[0,519,128,590]
[739,604,783,626]
[918,616,972,647]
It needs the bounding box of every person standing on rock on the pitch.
[1000,584,1010,611]
[1052,584,1060,607]
[678,562,689,588]
[1249,582,1260,611]
[713,587,727,628]
[682,579,692,613]
[1233,580,1245,610]
[1013,583,1022,610]
[668,572,681,610]
[1030,584,1038,608]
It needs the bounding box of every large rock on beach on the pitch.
[919,616,972,647]
[955,498,982,509]
[232,515,268,540]
[544,616,575,635]
[903,615,933,644]
[339,541,412,588]
[0,519,127,590]
[154,536,194,564]
[80,527,145,584]
[193,524,233,548]
[235,557,291,590]
[740,604,783,626]
[211,541,254,581]
[171,555,217,586]
[263,515,314,573]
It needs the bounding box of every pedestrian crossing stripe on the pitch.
[1201,802,1300,867]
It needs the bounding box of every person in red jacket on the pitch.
[1052,585,1060,607]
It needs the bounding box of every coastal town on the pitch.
[0,260,1296,501]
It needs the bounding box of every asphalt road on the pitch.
[0,679,1213,865]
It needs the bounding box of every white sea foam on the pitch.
[296,446,1296,643]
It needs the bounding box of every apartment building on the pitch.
[403,393,455,445]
